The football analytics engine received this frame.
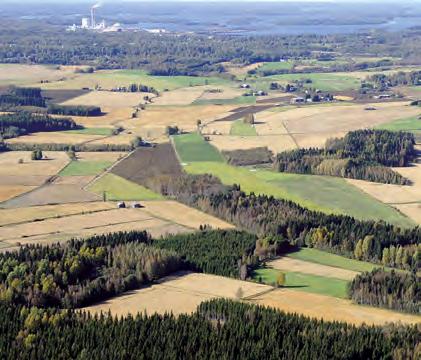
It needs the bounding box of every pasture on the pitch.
[252,267,349,299]
[173,133,225,162]
[376,115,421,132]
[229,120,257,136]
[266,73,361,91]
[184,162,415,227]
[59,161,113,176]
[63,128,114,136]
[89,173,164,201]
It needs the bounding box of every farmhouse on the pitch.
[290,97,305,104]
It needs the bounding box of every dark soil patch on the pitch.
[111,143,183,185]
[216,105,274,122]
[42,89,90,104]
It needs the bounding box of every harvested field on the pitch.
[268,257,359,281]
[61,91,148,109]
[0,175,48,186]
[0,64,75,86]
[6,132,105,145]
[197,86,244,101]
[152,87,206,106]
[87,133,135,146]
[130,104,236,139]
[140,201,234,230]
[208,134,297,154]
[0,202,114,227]
[111,143,183,183]
[52,176,95,187]
[249,288,421,326]
[0,151,69,176]
[0,186,37,202]
[0,184,100,208]
[69,107,135,127]
[84,271,271,317]
[394,203,421,224]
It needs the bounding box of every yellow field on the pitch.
[208,134,297,153]
[394,204,421,224]
[0,64,75,86]
[223,62,264,77]
[151,87,206,106]
[0,202,115,226]
[68,107,135,127]
[268,257,359,281]
[0,185,36,203]
[140,200,234,230]
[6,132,105,145]
[249,288,421,326]
[0,151,69,176]
[84,271,271,317]
[61,91,151,109]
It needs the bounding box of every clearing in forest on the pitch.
[84,271,271,317]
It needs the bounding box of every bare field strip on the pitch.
[74,152,127,162]
[268,257,359,281]
[141,201,234,230]
[84,271,271,317]
[0,151,69,176]
[6,132,105,145]
[208,134,297,153]
[0,202,115,227]
[249,288,421,326]
[0,184,100,208]
[0,175,49,186]
[61,91,148,108]
[0,185,37,203]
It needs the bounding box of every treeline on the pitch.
[366,70,421,90]
[2,20,421,75]
[1,299,419,359]
[350,269,420,314]
[0,231,182,308]
[0,112,77,139]
[47,104,102,117]
[0,87,45,108]
[223,147,273,166]
[273,130,415,184]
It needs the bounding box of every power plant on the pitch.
[67,3,122,33]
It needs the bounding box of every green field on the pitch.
[59,161,113,176]
[289,248,380,273]
[266,73,361,91]
[257,61,294,72]
[93,70,231,91]
[63,127,113,136]
[88,173,163,201]
[230,120,257,136]
[172,133,225,163]
[252,267,349,299]
[376,116,421,132]
[193,96,256,106]
[184,162,414,227]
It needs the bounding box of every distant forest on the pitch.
[2,21,421,75]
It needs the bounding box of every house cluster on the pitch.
[240,84,267,97]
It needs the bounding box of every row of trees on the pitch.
[47,104,102,117]
[350,269,420,314]
[367,70,421,90]
[273,130,415,184]
[0,87,45,108]
[2,141,136,152]
[0,231,182,308]
[0,298,419,359]
[0,111,77,139]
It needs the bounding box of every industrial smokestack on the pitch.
[91,3,101,29]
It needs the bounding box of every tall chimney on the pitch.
[91,7,95,29]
